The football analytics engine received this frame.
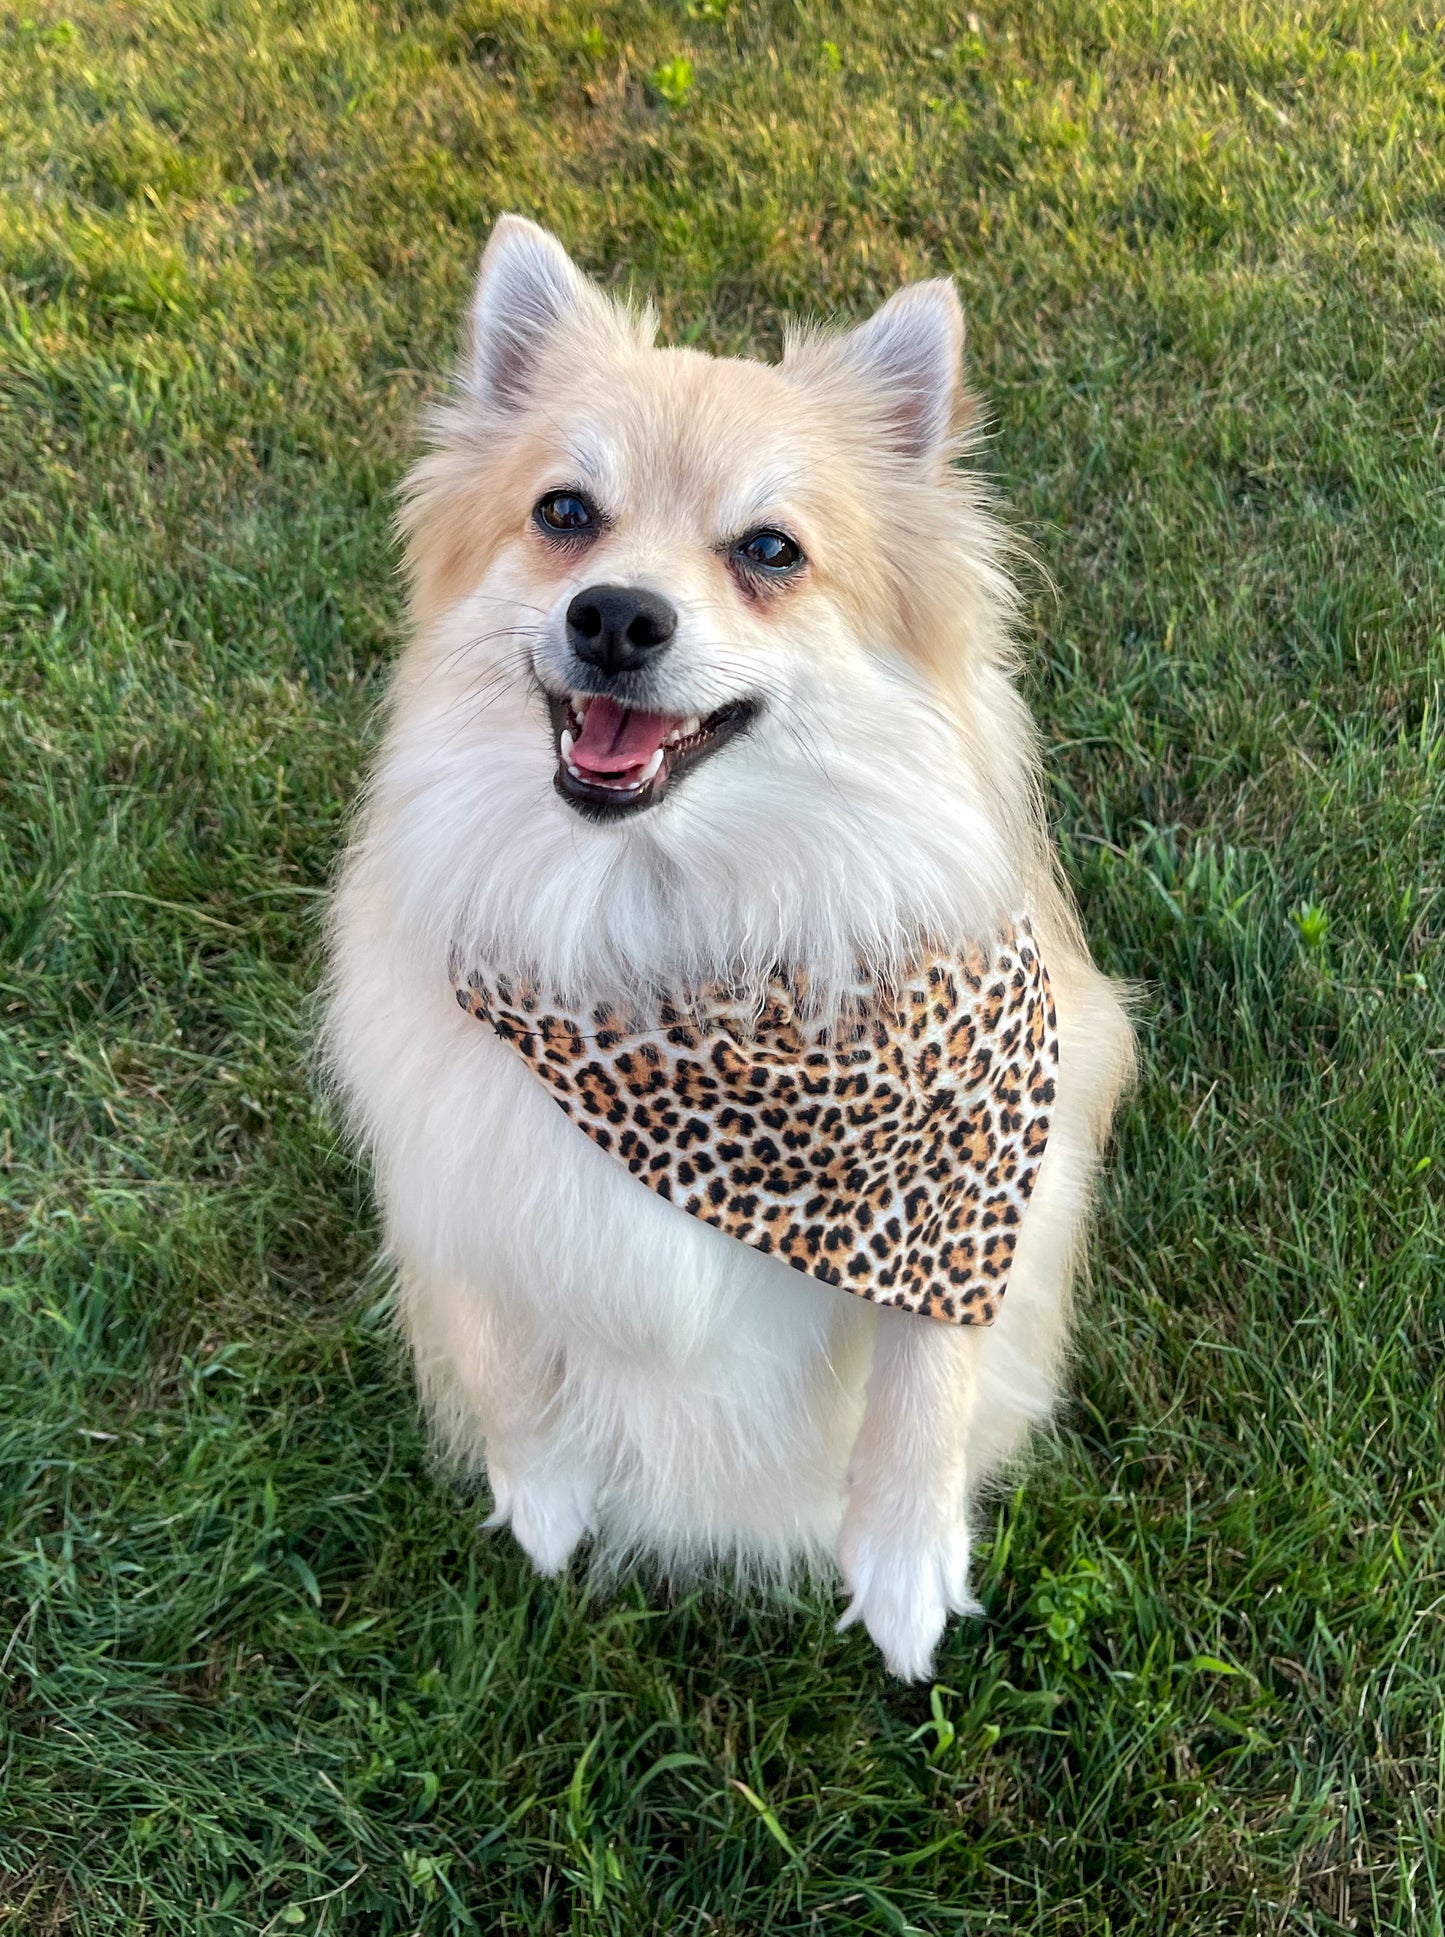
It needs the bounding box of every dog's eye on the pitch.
[535,491,596,535]
[734,529,803,573]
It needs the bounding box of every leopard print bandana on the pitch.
[453,923,1057,1325]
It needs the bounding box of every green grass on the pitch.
[2,0,1443,1929]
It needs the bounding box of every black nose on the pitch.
[566,584,677,676]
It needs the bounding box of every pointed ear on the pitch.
[465,214,618,411]
[830,280,965,461]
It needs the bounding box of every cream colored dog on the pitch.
[324,215,1133,1678]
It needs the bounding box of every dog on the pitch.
[324,215,1134,1679]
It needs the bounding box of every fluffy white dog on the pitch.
[324,216,1133,1678]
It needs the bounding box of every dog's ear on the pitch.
[825,281,965,462]
[465,215,617,411]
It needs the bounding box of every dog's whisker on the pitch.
[420,624,548,688]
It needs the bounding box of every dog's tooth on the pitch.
[560,729,575,760]
[565,759,583,780]
[680,715,701,739]
[640,748,664,783]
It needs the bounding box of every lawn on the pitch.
[2,0,1443,1930]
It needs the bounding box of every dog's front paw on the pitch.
[484,1459,596,1576]
[837,1502,979,1681]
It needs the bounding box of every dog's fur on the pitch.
[324,217,1134,1678]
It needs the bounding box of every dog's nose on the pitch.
[566,584,677,676]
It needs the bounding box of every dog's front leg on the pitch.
[482,1421,598,1580]
[837,1307,982,1680]
[400,1270,597,1576]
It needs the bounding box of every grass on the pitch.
[2,0,1443,1929]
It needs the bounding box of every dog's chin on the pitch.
[545,689,759,823]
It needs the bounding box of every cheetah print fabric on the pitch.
[453,923,1057,1325]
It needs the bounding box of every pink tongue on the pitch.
[569,696,678,776]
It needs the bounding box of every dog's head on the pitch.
[381,218,1037,993]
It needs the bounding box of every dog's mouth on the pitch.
[548,691,757,820]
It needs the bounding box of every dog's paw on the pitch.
[836,1506,980,1681]
[484,1460,596,1576]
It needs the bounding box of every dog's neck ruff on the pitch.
[453,924,1057,1325]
